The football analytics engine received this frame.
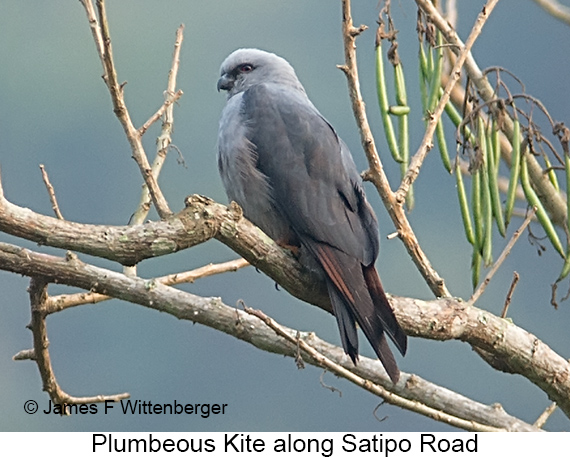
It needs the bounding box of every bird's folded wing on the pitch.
[242,83,379,264]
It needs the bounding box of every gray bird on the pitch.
[217,48,407,383]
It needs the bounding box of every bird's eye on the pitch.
[239,64,254,73]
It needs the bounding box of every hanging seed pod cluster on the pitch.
[453,71,570,292]
[375,8,413,210]
[376,6,570,298]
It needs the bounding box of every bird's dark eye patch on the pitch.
[238,63,254,73]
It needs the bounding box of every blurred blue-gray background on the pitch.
[1,1,569,431]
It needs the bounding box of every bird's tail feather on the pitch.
[310,242,403,383]
[362,264,407,356]
[327,282,359,364]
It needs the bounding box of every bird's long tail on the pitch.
[310,242,406,383]
[362,264,407,356]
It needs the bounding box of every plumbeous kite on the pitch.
[217,49,407,383]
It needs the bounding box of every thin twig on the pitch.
[319,370,341,397]
[134,25,185,208]
[373,401,388,422]
[243,306,504,432]
[39,165,63,220]
[138,89,184,137]
[12,349,35,361]
[533,0,570,26]
[468,207,536,305]
[125,24,185,277]
[139,24,185,138]
[79,0,172,219]
[533,402,558,428]
[46,258,249,314]
[396,0,501,202]
[339,0,450,298]
[501,271,520,318]
[78,0,104,61]
[28,277,129,413]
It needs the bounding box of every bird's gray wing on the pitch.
[243,83,377,261]
[241,83,406,378]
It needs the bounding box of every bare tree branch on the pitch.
[0,186,329,310]
[424,0,567,226]
[39,165,64,220]
[4,241,543,431]
[501,272,520,318]
[126,24,185,277]
[244,306,503,431]
[534,402,558,429]
[339,0,451,298]
[47,258,249,313]
[533,0,570,26]
[28,276,129,412]
[79,0,172,218]
[2,0,567,431]
[138,89,184,137]
[468,207,536,305]
[398,0,500,202]
[2,166,569,419]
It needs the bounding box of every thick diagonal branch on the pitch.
[2,183,569,417]
[2,242,545,430]
[0,189,330,311]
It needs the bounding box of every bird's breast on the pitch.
[217,95,293,242]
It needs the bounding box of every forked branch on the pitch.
[79,0,173,218]
[340,0,450,298]
[2,242,544,431]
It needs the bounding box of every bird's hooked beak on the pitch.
[217,73,235,92]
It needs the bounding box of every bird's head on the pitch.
[217,48,304,98]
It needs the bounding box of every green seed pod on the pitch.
[481,165,494,266]
[487,125,506,237]
[472,248,482,290]
[437,119,452,173]
[472,166,484,253]
[427,32,443,112]
[455,161,475,245]
[418,43,429,109]
[478,117,493,265]
[543,154,560,192]
[492,120,501,167]
[375,42,401,163]
[505,118,521,226]
[394,62,408,107]
[393,61,412,209]
[388,105,411,116]
[520,152,565,258]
